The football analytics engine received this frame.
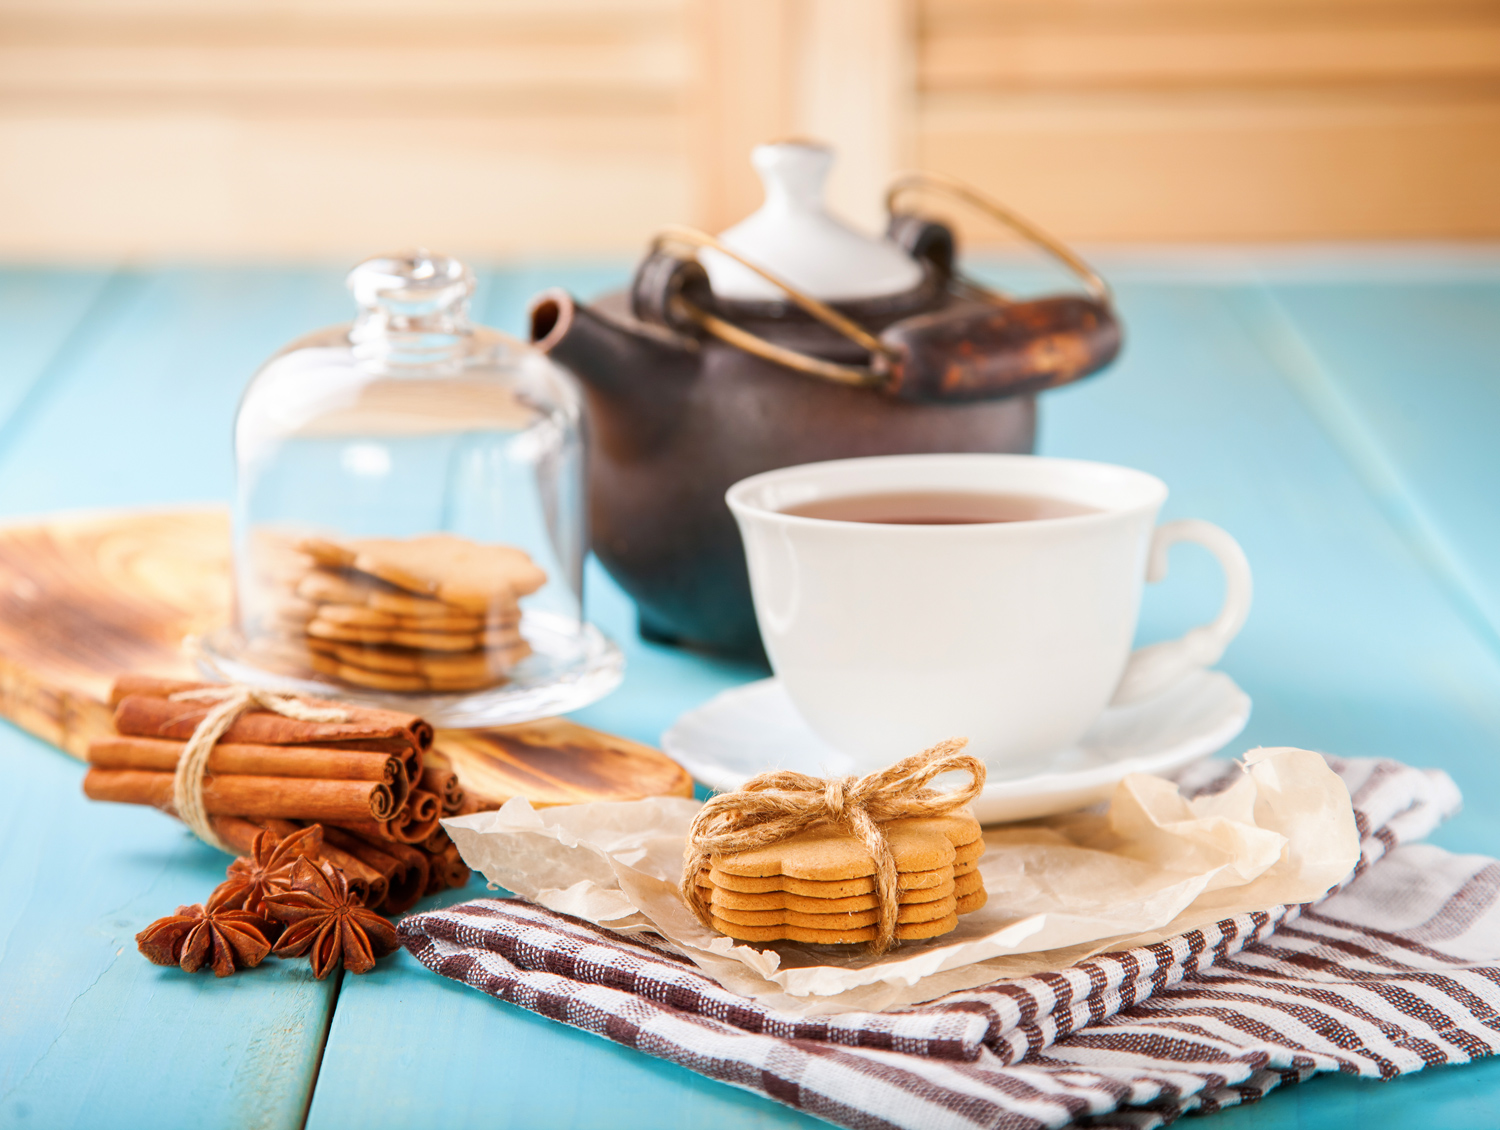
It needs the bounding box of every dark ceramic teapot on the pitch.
[529,142,1121,656]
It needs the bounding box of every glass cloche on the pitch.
[205,250,622,725]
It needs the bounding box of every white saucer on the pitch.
[662,668,1251,823]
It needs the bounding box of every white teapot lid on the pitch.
[701,141,923,302]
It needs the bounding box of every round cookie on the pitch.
[344,535,546,609]
[709,912,961,946]
[315,640,526,679]
[314,603,402,628]
[392,613,487,632]
[712,896,957,929]
[309,652,426,692]
[297,538,357,569]
[306,619,526,653]
[297,568,386,605]
[367,590,479,619]
[953,839,985,866]
[708,878,957,914]
[881,813,984,852]
[954,870,983,898]
[956,888,987,915]
[712,818,971,881]
[387,628,485,652]
[708,866,949,897]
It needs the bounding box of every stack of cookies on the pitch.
[695,812,986,945]
[267,533,546,694]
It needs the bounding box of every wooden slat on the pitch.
[0,269,117,431]
[0,724,338,1130]
[917,88,1500,241]
[0,20,686,107]
[0,0,690,257]
[0,268,352,508]
[690,0,798,232]
[914,0,1500,241]
[920,21,1500,90]
[1252,278,1500,648]
[1021,268,1500,866]
[0,113,689,259]
[0,268,345,1130]
[924,0,1500,19]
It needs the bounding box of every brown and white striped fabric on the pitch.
[400,756,1498,1129]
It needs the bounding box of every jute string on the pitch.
[168,685,349,853]
[680,738,985,955]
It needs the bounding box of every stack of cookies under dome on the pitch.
[268,533,546,694]
[696,812,986,945]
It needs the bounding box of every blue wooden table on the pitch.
[1,250,1498,1129]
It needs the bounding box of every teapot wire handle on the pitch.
[650,225,890,389]
[886,172,1113,305]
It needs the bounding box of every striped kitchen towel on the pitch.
[400,757,1497,1129]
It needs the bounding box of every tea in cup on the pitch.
[727,454,1251,768]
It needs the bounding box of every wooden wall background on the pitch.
[1,0,1496,260]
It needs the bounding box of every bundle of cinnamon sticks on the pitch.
[83,676,484,913]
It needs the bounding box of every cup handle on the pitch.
[1110,519,1253,705]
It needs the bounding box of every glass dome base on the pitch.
[202,613,623,728]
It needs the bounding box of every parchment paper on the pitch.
[444,748,1360,1014]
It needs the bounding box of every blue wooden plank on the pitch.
[307,263,797,1129]
[0,262,562,519]
[1210,1056,1500,1129]
[1031,276,1500,861]
[306,878,824,1130]
[0,725,337,1130]
[1030,274,1500,1127]
[0,268,120,440]
[313,265,1500,1128]
[6,260,1500,1130]
[1246,277,1500,651]
[0,265,381,1129]
[0,267,359,517]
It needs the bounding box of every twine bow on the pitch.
[680,738,986,954]
[169,685,349,853]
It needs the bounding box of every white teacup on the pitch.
[727,454,1252,769]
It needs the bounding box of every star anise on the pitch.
[212,825,324,924]
[264,857,398,979]
[136,887,276,977]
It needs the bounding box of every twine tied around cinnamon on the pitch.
[168,685,349,852]
[680,738,986,955]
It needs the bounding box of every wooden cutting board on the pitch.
[0,507,692,805]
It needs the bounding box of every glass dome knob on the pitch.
[348,249,475,357]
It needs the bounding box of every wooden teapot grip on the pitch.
[877,296,1122,403]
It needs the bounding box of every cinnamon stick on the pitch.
[438,843,471,889]
[320,825,428,913]
[87,736,401,784]
[83,768,397,822]
[352,835,434,911]
[424,843,471,896]
[109,674,209,705]
[419,764,464,814]
[396,790,442,843]
[112,685,433,752]
[340,789,442,844]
